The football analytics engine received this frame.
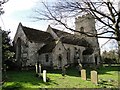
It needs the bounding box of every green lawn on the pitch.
[2,66,119,89]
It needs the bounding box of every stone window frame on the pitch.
[80,27,84,32]
[67,48,71,64]
[45,54,49,62]
[58,54,62,68]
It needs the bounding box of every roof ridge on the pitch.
[21,25,54,43]
[22,25,46,33]
[51,27,73,35]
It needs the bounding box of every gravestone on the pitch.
[38,64,41,76]
[79,63,82,70]
[35,63,38,74]
[35,63,41,74]
[81,69,86,80]
[43,70,47,82]
[91,70,98,84]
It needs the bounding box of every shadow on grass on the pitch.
[47,66,80,77]
[2,82,23,90]
[98,79,116,88]
[2,70,59,89]
[66,67,80,77]
[3,65,119,89]
[47,65,119,78]
[97,66,119,75]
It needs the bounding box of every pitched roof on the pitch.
[51,28,91,47]
[38,41,56,54]
[22,25,54,43]
[52,28,72,38]
[51,27,94,55]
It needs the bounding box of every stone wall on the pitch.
[52,41,67,69]
[14,24,27,44]
[63,43,85,64]
[27,42,44,66]
[14,24,45,67]
[14,24,28,67]
[39,53,53,67]
[51,41,86,69]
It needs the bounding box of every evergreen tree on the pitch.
[2,30,15,69]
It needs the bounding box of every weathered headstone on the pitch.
[91,70,98,84]
[38,64,41,76]
[35,62,41,73]
[43,70,47,82]
[79,63,82,70]
[81,69,86,80]
[35,63,38,74]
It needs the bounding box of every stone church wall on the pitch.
[14,25,29,67]
[27,42,44,66]
[52,41,67,69]
[63,43,85,64]
[39,53,53,67]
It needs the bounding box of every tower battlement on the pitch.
[75,14,94,22]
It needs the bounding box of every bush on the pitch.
[4,60,17,70]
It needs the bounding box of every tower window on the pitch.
[80,27,84,32]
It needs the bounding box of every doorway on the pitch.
[95,56,97,65]
[58,54,62,68]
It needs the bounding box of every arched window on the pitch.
[58,54,62,68]
[77,49,81,59]
[80,27,84,32]
[16,38,21,61]
[95,56,97,65]
[16,37,22,67]
[67,48,70,64]
[74,47,78,63]
[45,54,49,62]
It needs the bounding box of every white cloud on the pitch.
[3,0,39,15]
[0,0,42,39]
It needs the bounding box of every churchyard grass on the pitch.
[2,65,119,89]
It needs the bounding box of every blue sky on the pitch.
[0,0,118,52]
[0,0,50,38]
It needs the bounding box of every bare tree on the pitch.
[0,0,9,15]
[33,0,120,63]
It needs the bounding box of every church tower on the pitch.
[75,14,101,65]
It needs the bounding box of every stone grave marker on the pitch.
[38,64,41,76]
[35,63,38,74]
[43,70,47,82]
[91,70,98,84]
[79,63,82,70]
[35,63,41,73]
[81,69,86,80]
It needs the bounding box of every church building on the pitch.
[13,14,101,69]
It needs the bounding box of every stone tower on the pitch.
[75,14,101,65]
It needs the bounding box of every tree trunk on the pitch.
[118,41,120,64]
[0,29,2,86]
